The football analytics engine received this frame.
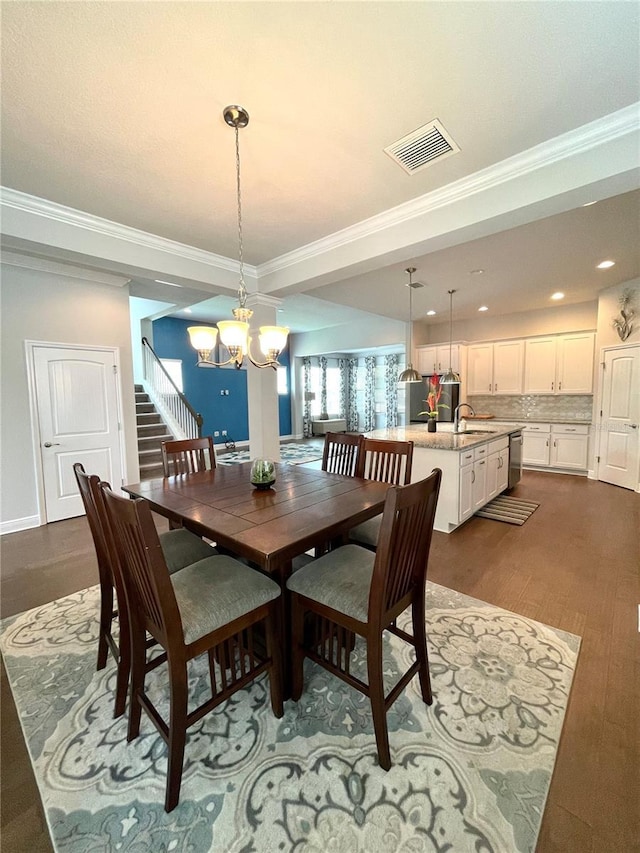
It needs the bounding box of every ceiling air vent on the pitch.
[384,119,460,175]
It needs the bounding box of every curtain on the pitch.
[338,358,348,419]
[348,358,359,431]
[319,356,328,417]
[384,353,399,428]
[364,356,376,432]
[302,356,312,437]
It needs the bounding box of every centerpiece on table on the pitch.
[419,373,449,432]
[250,458,276,490]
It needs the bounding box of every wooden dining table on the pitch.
[123,462,390,691]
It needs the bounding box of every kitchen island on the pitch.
[366,423,523,533]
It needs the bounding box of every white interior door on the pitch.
[33,345,124,522]
[597,346,640,490]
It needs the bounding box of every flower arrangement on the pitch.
[419,373,449,419]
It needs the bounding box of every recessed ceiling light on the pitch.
[470,269,484,275]
[426,310,436,316]
[478,306,489,312]
[551,292,565,300]
[597,260,615,269]
[582,201,597,207]
[155,279,183,287]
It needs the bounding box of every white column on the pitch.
[245,294,284,461]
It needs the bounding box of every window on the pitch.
[308,364,341,416]
[160,358,183,392]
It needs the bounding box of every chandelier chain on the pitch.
[234,123,246,308]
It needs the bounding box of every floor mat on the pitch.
[475,495,540,525]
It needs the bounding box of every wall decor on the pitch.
[612,290,635,341]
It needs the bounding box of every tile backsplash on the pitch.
[468,394,593,421]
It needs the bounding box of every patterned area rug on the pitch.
[0,582,580,853]
[217,443,323,465]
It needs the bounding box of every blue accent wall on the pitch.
[152,317,291,444]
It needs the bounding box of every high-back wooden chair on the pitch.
[101,483,284,812]
[73,463,217,718]
[161,435,216,477]
[321,432,363,477]
[349,438,414,549]
[287,468,442,771]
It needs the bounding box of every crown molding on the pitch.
[0,249,131,287]
[0,187,259,277]
[258,103,640,276]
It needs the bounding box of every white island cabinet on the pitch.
[365,424,520,533]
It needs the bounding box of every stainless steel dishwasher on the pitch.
[508,431,523,488]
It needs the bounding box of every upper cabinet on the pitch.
[524,332,595,394]
[416,344,461,376]
[468,340,524,395]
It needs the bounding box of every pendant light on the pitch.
[188,106,289,370]
[398,267,423,383]
[441,289,461,384]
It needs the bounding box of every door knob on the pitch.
[630,424,638,429]
[44,442,61,447]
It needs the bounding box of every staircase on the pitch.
[135,385,174,479]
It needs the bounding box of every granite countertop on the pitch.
[366,424,523,452]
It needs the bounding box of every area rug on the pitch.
[217,443,323,465]
[0,582,579,853]
[475,495,540,525]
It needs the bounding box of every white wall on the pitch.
[1,263,139,530]
[415,300,598,346]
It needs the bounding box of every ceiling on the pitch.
[1,2,639,331]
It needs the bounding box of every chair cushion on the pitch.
[159,528,217,574]
[286,544,375,624]
[171,556,281,645]
[349,515,381,548]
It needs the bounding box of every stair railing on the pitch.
[141,337,203,439]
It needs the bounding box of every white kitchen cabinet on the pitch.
[524,333,595,394]
[472,456,488,510]
[549,424,589,469]
[522,424,551,466]
[493,340,524,394]
[524,338,557,393]
[467,344,494,394]
[459,462,474,522]
[468,340,524,395]
[486,437,510,500]
[557,333,596,393]
[416,344,461,376]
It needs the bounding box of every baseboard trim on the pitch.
[0,515,41,536]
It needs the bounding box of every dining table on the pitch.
[123,461,390,691]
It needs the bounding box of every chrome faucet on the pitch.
[454,403,475,433]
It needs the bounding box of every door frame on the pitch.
[25,340,128,525]
[594,342,640,492]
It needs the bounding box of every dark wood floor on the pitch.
[1,470,638,852]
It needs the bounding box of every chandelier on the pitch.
[188,106,289,370]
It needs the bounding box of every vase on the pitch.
[427,418,437,433]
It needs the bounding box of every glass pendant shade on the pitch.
[259,325,288,357]
[187,326,218,354]
[217,320,249,354]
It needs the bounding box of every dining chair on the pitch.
[161,435,216,477]
[100,483,284,812]
[73,463,217,717]
[349,437,414,550]
[287,468,442,771]
[321,432,363,477]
